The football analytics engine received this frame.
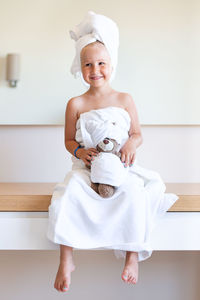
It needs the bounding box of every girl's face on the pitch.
[80,42,113,87]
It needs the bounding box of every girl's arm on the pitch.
[64,98,80,155]
[120,94,143,167]
[65,98,98,166]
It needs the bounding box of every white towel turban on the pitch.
[69,11,119,87]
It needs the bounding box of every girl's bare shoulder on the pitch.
[65,95,86,118]
[66,95,85,107]
[114,91,134,108]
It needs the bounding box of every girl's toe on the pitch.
[132,277,137,284]
[128,276,133,283]
[54,281,59,292]
[122,270,129,282]
[57,283,62,292]
[62,280,69,292]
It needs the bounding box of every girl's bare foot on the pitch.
[121,251,138,284]
[54,245,75,292]
[54,260,75,292]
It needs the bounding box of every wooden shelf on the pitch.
[0,183,200,212]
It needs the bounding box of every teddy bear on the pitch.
[89,137,127,198]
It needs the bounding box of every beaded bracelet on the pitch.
[74,145,82,159]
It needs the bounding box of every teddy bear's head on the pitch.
[96,138,120,155]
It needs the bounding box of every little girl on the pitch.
[47,11,178,293]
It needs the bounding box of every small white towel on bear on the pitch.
[91,152,129,187]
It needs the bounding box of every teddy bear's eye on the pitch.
[103,138,109,144]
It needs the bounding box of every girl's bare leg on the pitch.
[54,245,75,292]
[121,251,138,284]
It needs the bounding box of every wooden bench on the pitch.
[0,183,200,211]
[0,183,200,250]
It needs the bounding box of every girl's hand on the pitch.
[76,147,99,167]
[120,138,136,167]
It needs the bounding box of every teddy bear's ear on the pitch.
[116,151,121,158]
[96,145,102,152]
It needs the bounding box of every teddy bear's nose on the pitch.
[103,139,109,144]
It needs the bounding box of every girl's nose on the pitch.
[92,64,99,73]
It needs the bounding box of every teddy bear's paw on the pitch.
[98,184,115,198]
[91,182,99,194]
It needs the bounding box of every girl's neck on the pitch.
[87,84,113,97]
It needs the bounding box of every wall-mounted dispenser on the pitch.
[6,53,20,87]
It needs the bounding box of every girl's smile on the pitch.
[90,75,103,80]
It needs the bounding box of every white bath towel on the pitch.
[47,106,178,261]
[69,11,119,86]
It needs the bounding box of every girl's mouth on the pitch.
[90,76,103,80]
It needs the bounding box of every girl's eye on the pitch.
[85,63,91,67]
[99,62,105,65]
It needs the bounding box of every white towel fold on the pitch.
[69,11,119,86]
